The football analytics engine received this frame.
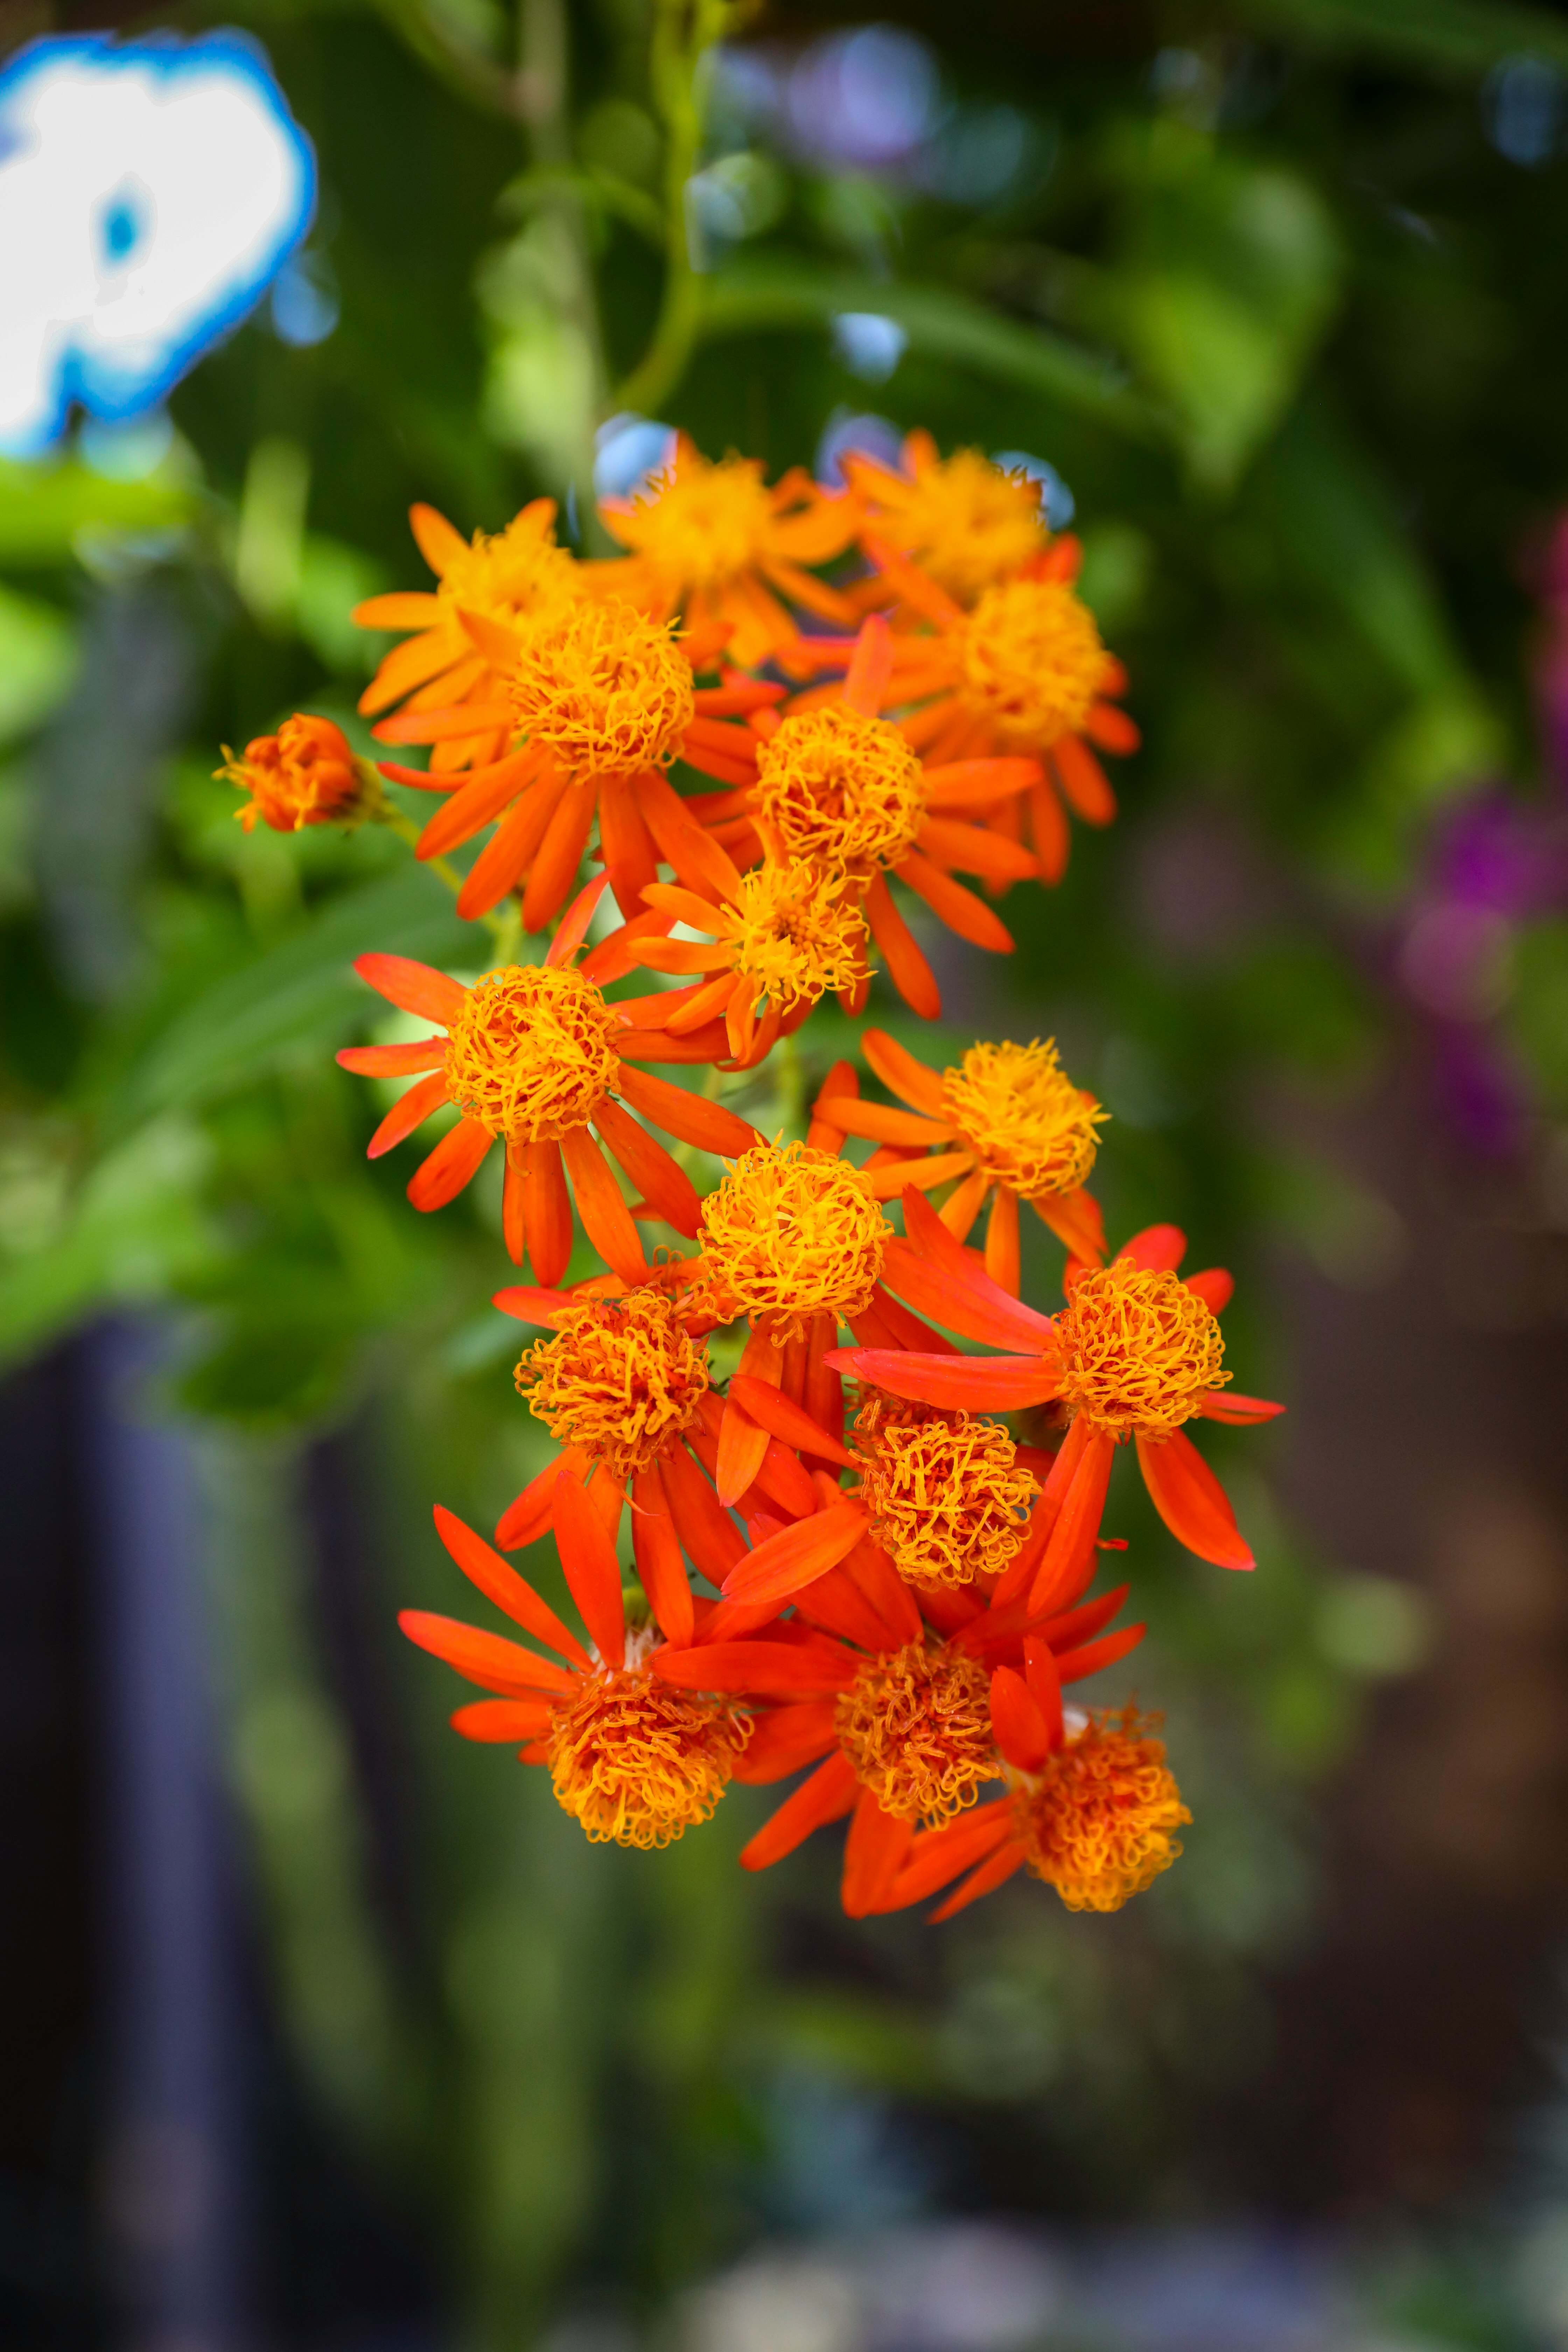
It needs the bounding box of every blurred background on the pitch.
[8,0,1568,2345]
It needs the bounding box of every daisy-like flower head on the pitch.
[810,1030,1107,1292]
[675,1508,1148,1917]
[401,1493,752,1850]
[754,705,928,880]
[833,1639,995,1825]
[842,430,1050,606]
[854,1393,1039,1590]
[583,434,859,672]
[355,499,579,773]
[369,596,767,932]
[848,542,1137,886]
[697,1140,887,1343]
[623,849,870,1070]
[957,576,1113,751]
[220,714,368,834]
[1013,1705,1190,1912]
[832,1189,1283,1579]
[505,597,696,781]
[513,1286,710,1486]
[336,898,757,1287]
[1054,1258,1228,1442]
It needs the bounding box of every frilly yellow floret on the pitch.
[958,576,1112,749]
[443,964,621,1143]
[547,1666,751,1848]
[697,1139,887,1340]
[514,1289,709,1481]
[754,706,927,880]
[608,449,777,591]
[855,1400,1038,1588]
[1055,1259,1227,1441]
[505,598,695,779]
[835,1641,995,1825]
[729,860,871,1012]
[941,1038,1107,1200]
[1015,1706,1190,1912]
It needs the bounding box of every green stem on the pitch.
[615,0,729,419]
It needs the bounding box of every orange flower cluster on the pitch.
[231,431,1280,1924]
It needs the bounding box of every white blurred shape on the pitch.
[269,253,338,346]
[0,33,315,456]
[815,405,904,486]
[832,310,907,383]
[594,412,676,502]
[991,448,1074,527]
[1484,53,1565,168]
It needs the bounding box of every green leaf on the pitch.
[698,259,1160,436]
[118,865,476,1124]
[0,586,77,743]
[1236,0,1568,74]
[0,453,194,563]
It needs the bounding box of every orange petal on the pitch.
[552,1468,627,1665]
[490,1283,576,1324]
[652,1638,853,1699]
[739,1753,858,1871]
[1135,1429,1254,1569]
[842,1787,916,1917]
[860,1027,947,1117]
[407,1116,491,1209]
[896,850,1014,953]
[720,1502,869,1606]
[843,613,894,718]
[1121,1223,1186,1273]
[455,768,568,921]
[1184,1266,1234,1312]
[1030,1186,1106,1268]
[929,1840,1026,1921]
[522,778,597,933]
[1198,1391,1285,1425]
[631,1460,694,1647]
[522,1137,572,1287]
[864,873,941,1018]
[828,1348,1062,1412]
[1050,734,1116,824]
[1027,1428,1115,1615]
[990,1664,1051,1772]
[886,1800,1014,1910]
[593,1097,701,1237]
[727,1374,855,1468]
[983,1186,1021,1295]
[354,952,465,1026]
[1054,1620,1146,1683]
[397,1609,576,1696]
[732,1701,839,1784]
[434,1503,590,1667]
[920,756,1042,809]
[660,1437,746,1582]
[560,1124,648,1284]
[336,1040,446,1076]
[885,1216,1054,1352]
[367,1070,448,1158]
[546,872,611,971]
[450,1697,553,1743]
[917,817,1038,881]
[415,743,543,858]
[495,1445,585,1550]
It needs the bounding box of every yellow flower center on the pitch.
[698,1140,886,1340]
[443,963,621,1143]
[505,598,695,779]
[222,714,360,834]
[957,576,1110,749]
[892,451,1048,606]
[514,1289,709,1481]
[834,1641,996,1825]
[941,1038,1107,1200]
[438,505,578,625]
[1054,1259,1227,1440]
[1014,1706,1190,1912]
[854,1399,1038,1588]
[616,450,777,592]
[754,707,927,879]
[729,860,871,1012]
[547,1664,751,1848]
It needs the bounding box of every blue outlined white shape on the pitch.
[0,33,315,456]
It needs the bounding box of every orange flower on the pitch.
[689,616,1051,1018]
[657,1549,1144,1917]
[848,536,1136,884]
[354,499,579,775]
[581,435,860,673]
[219,714,369,833]
[400,1492,755,1849]
[840,430,1050,607]
[368,596,775,930]
[334,882,756,1283]
[830,1186,1283,1585]
[882,1702,1190,1919]
[810,1026,1108,1289]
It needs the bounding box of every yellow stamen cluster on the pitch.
[1015,1707,1190,1911]
[941,1038,1107,1200]
[547,1666,751,1848]
[1054,1258,1227,1440]
[514,1289,709,1481]
[222,714,363,834]
[610,449,776,590]
[835,1641,995,1825]
[505,599,695,778]
[438,505,578,624]
[958,577,1111,749]
[728,860,870,1012]
[697,1141,886,1340]
[443,963,621,1142]
[883,450,1048,606]
[754,707,927,879]
[855,1399,1037,1588]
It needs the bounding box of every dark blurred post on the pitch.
[90,1321,250,2352]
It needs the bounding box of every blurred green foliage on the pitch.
[6,0,1568,2338]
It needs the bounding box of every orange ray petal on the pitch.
[827,1349,1062,1412]
[337,1040,446,1076]
[434,1503,591,1667]
[896,850,1014,953]
[843,614,895,718]
[813,1097,952,1149]
[860,1027,947,1117]
[546,872,611,972]
[354,953,466,1026]
[551,1468,626,1665]
[720,1502,869,1606]
[1185,1267,1234,1313]
[885,1206,1055,1351]
[716,1326,783,1506]
[990,1664,1051,1772]
[367,1071,448,1157]
[1027,1428,1115,1615]
[929,1839,1026,1921]
[416,743,544,858]
[613,1063,757,1157]
[495,1444,587,1550]
[727,1375,855,1468]
[631,1460,694,1648]
[842,1787,916,1917]
[593,1098,701,1237]
[635,767,746,904]
[1086,701,1139,754]
[732,1701,840,1785]
[917,818,1038,881]
[1135,1429,1254,1569]
[864,873,941,1018]
[374,701,514,744]
[407,1116,491,1209]
[491,1283,576,1324]
[454,768,569,921]
[984,1186,1021,1295]
[740,1752,859,1870]
[1021,1634,1064,1749]
[354,590,444,629]
[559,1124,647,1283]
[502,1147,526,1265]
[1197,1391,1284,1424]
[450,1697,553,1743]
[522,779,597,933]
[398,1609,576,1696]
[1028,778,1070,884]
[660,1438,746,1582]
[652,1638,853,1699]
[887,1799,1014,1910]
[1054,1620,1146,1683]
[1050,735,1116,824]
[1121,1223,1187,1273]
[1031,1187,1106,1267]
[921,757,1043,809]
